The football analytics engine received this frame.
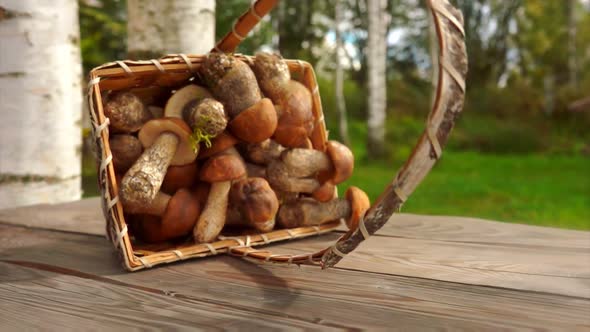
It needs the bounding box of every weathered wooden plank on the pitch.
[1,199,589,297]
[0,263,331,331]
[1,225,589,331]
[2,197,587,253]
[276,233,590,298]
[383,214,590,249]
[3,198,589,251]
[0,198,103,236]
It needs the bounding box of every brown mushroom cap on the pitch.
[164,84,212,118]
[199,154,246,183]
[252,52,291,100]
[161,188,201,238]
[311,181,336,202]
[109,134,143,173]
[197,132,239,159]
[325,140,354,184]
[104,92,152,133]
[161,162,199,195]
[200,53,261,118]
[344,186,370,230]
[130,86,171,107]
[273,124,309,148]
[138,118,196,166]
[272,81,314,148]
[229,177,278,232]
[132,188,201,243]
[229,98,278,143]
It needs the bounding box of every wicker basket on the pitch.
[88,0,467,271]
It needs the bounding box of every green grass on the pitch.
[340,151,590,230]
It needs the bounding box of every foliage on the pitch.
[79,0,127,74]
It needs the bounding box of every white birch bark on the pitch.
[335,0,350,146]
[127,0,215,58]
[366,0,388,157]
[0,0,83,209]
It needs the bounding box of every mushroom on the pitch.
[227,177,278,232]
[200,53,277,143]
[161,162,199,195]
[130,86,171,107]
[197,132,239,159]
[252,52,314,148]
[163,84,226,152]
[193,148,246,243]
[104,92,153,133]
[182,98,228,151]
[164,84,212,119]
[267,141,353,202]
[120,118,196,212]
[127,188,201,243]
[277,186,370,229]
[147,106,164,118]
[245,163,266,178]
[109,134,143,173]
[228,98,277,143]
[244,139,285,165]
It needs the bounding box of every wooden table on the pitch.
[1,198,589,331]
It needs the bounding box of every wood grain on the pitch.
[380,214,590,249]
[276,233,590,298]
[0,263,328,331]
[1,226,589,331]
[3,198,587,250]
[0,198,103,236]
[1,198,589,298]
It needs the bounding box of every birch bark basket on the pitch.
[0,0,82,209]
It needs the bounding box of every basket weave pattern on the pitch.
[87,0,467,271]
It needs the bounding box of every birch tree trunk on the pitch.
[335,0,350,146]
[0,0,83,209]
[366,0,388,158]
[127,0,215,59]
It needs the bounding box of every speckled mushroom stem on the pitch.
[120,133,178,213]
[266,148,333,193]
[277,198,351,229]
[280,148,332,177]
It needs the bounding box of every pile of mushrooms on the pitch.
[105,52,370,244]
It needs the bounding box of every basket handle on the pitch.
[219,0,467,268]
[213,0,279,53]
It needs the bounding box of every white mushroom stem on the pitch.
[136,192,171,216]
[277,198,351,228]
[267,161,320,193]
[281,148,332,177]
[120,133,178,212]
[194,180,231,243]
